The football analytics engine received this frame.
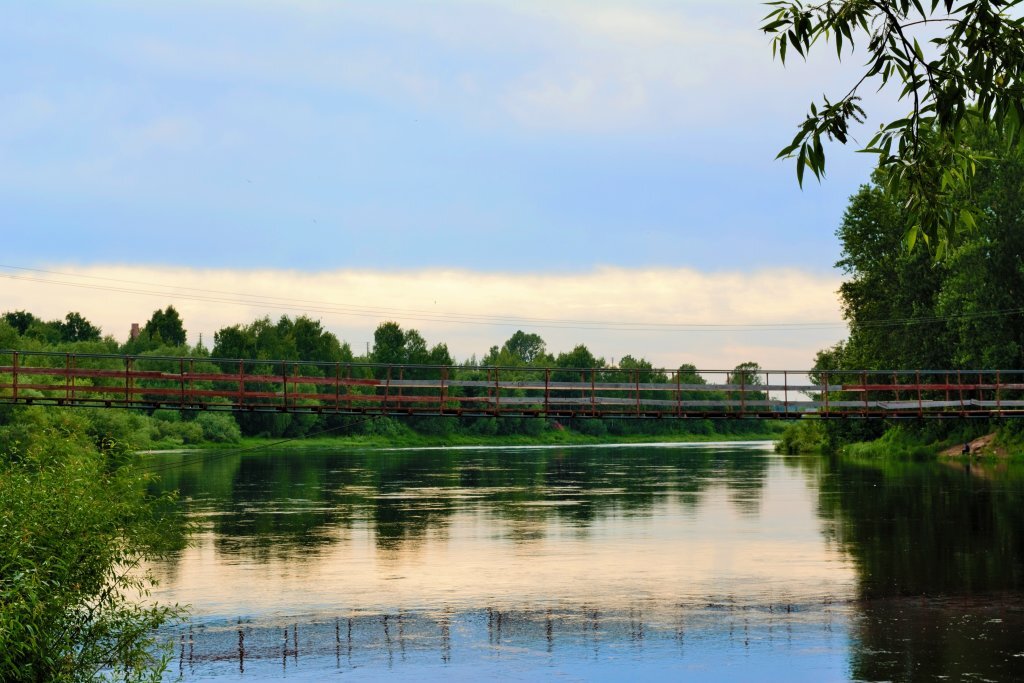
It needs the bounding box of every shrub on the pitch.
[574,418,607,437]
[0,409,183,680]
[775,420,828,454]
[195,412,242,443]
[409,416,458,436]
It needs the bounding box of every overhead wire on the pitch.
[3,262,1022,333]
[0,263,846,332]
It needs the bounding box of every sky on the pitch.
[1,0,896,369]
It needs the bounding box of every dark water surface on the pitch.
[147,442,1024,681]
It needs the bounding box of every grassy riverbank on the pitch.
[775,419,1024,460]
[189,421,788,451]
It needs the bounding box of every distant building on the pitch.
[130,323,140,340]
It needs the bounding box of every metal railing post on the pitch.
[822,371,829,417]
[238,360,245,409]
[921,370,929,419]
[783,370,789,417]
[544,367,550,417]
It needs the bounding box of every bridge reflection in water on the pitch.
[169,601,851,680]
[2,349,1023,419]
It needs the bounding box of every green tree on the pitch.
[2,310,41,336]
[502,331,547,365]
[58,312,101,343]
[763,0,1024,252]
[0,409,183,680]
[835,183,952,369]
[143,306,187,347]
[371,321,407,365]
[370,322,448,367]
[728,362,767,404]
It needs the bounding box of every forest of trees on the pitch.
[778,120,1024,453]
[0,305,769,443]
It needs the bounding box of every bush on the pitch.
[195,412,242,443]
[409,416,458,436]
[467,417,498,436]
[0,410,183,680]
[362,416,407,437]
[82,409,154,450]
[775,420,828,454]
[149,417,202,446]
[574,418,607,437]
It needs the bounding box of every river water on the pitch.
[146,442,1024,681]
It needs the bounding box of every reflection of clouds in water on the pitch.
[165,600,855,682]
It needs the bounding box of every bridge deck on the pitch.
[0,350,1020,419]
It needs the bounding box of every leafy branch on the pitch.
[763,0,1024,253]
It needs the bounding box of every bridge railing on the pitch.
[1,349,1023,418]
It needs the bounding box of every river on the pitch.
[146,442,1024,681]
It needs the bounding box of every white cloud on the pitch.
[0,264,845,370]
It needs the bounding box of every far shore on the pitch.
[136,427,788,455]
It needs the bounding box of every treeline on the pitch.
[782,121,1024,454]
[1,308,770,444]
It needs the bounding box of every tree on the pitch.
[58,312,101,343]
[143,306,187,347]
[728,362,767,403]
[482,331,550,367]
[370,322,448,367]
[2,310,41,336]
[555,344,604,371]
[834,182,952,369]
[552,344,606,384]
[371,321,407,366]
[763,0,1024,253]
[833,121,1024,370]
[503,331,547,365]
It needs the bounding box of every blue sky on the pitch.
[1,1,888,366]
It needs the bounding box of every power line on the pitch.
[0,266,847,332]
[5,262,1020,334]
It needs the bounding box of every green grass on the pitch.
[184,422,787,452]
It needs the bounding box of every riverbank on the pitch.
[174,422,788,452]
[775,419,1024,460]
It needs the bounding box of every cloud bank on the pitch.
[1,264,846,370]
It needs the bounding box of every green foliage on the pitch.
[573,418,608,437]
[212,315,351,364]
[483,331,550,366]
[0,410,183,681]
[775,420,828,454]
[58,312,102,343]
[361,416,409,438]
[842,424,949,460]
[370,321,450,367]
[0,319,19,349]
[408,416,458,436]
[2,310,41,336]
[467,416,499,436]
[833,123,1024,372]
[2,307,779,446]
[555,344,604,370]
[763,0,1024,252]
[195,412,242,443]
[144,306,186,347]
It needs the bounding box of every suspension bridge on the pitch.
[1,350,1022,420]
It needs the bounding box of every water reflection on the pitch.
[146,443,1024,680]
[149,443,774,559]
[168,602,852,682]
[816,455,1024,680]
